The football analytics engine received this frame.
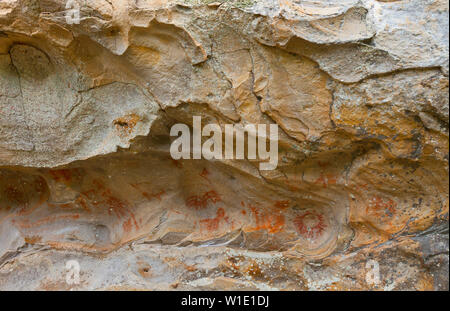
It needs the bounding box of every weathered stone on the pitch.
[0,0,448,290]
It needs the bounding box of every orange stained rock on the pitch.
[130,183,166,201]
[48,169,78,183]
[24,235,42,244]
[314,172,337,188]
[4,186,27,204]
[123,217,134,233]
[200,207,229,232]
[247,205,285,234]
[83,179,140,231]
[274,200,290,210]
[245,262,262,277]
[294,211,327,239]
[172,159,183,168]
[186,190,221,209]
[14,214,81,229]
[366,196,397,217]
[200,168,211,182]
[113,113,140,136]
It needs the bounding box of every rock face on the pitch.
[0,0,448,290]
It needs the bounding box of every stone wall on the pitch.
[0,0,448,290]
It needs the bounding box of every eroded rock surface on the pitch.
[0,0,448,290]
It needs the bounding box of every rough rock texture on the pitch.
[0,0,448,290]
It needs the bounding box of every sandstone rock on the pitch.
[0,0,448,290]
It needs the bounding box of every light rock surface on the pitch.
[0,0,448,290]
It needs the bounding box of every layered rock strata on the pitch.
[0,0,448,290]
